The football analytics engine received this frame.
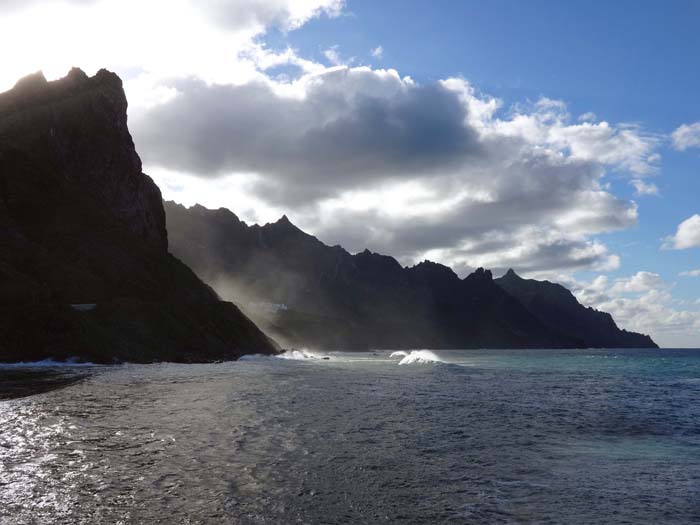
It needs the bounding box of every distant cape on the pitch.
[165,201,658,350]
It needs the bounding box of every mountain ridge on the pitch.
[165,201,657,349]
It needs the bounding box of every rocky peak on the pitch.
[502,268,520,280]
[465,267,493,282]
[0,67,166,251]
[12,70,47,92]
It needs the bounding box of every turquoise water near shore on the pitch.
[1,348,699,523]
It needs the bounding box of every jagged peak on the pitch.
[502,268,520,279]
[0,67,126,116]
[94,68,123,88]
[270,214,301,231]
[66,67,89,82]
[465,267,493,282]
[13,70,47,91]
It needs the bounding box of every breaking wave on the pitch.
[276,349,331,361]
[239,349,331,362]
[390,350,445,365]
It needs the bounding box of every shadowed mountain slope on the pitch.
[495,269,657,348]
[165,202,657,350]
[165,202,639,350]
[0,69,276,363]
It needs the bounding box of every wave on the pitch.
[0,359,100,368]
[277,349,331,361]
[239,349,331,362]
[390,350,445,365]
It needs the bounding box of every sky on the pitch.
[1,0,699,346]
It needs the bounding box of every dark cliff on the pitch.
[495,269,657,348]
[165,201,588,350]
[0,69,277,363]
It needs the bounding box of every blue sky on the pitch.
[0,0,698,345]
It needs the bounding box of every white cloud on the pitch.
[664,214,700,249]
[679,269,700,277]
[631,179,659,196]
[610,271,665,293]
[671,122,700,151]
[371,45,383,59]
[0,0,344,93]
[578,111,596,122]
[323,44,353,66]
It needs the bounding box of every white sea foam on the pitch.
[0,359,99,368]
[239,349,331,362]
[276,349,330,361]
[390,350,445,365]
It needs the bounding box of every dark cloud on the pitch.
[132,70,479,204]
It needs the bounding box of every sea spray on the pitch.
[390,350,445,365]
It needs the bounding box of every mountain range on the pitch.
[165,202,657,350]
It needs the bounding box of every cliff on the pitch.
[0,69,277,363]
[165,202,588,350]
[495,269,657,348]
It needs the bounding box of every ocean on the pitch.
[1,349,699,524]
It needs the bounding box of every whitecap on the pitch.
[0,359,99,368]
[391,350,445,365]
[239,349,331,362]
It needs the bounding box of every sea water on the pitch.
[1,348,699,523]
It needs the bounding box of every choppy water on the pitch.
[1,349,699,524]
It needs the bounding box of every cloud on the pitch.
[371,45,383,59]
[0,0,96,12]
[578,111,596,122]
[631,179,659,196]
[679,269,700,277]
[0,0,344,92]
[323,45,353,66]
[197,0,344,32]
[133,69,656,274]
[671,122,700,151]
[132,69,481,203]
[610,271,665,293]
[664,214,700,249]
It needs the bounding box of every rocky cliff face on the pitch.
[495,269,657,348]
[165,201,587,350]
[0,69,277,363]
[0,68,166,250]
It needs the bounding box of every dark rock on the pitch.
[165,202,592,350]
[0,69,277,363]
[495,269,657,348]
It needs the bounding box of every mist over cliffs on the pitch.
[165,202,657,350]
[0,69,276,363]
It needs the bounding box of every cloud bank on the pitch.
[131,70,658,274]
